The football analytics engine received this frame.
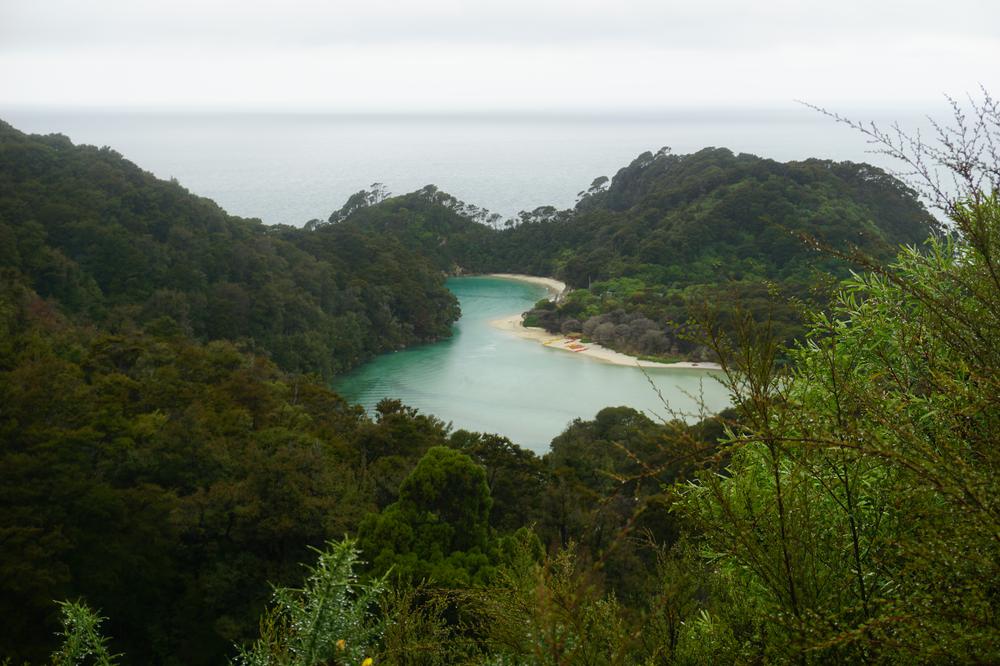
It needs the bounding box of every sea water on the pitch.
[0,108,925,225]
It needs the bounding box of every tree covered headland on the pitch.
[330,148,937,360]
[0,121,459,378]
[2,93,999,664]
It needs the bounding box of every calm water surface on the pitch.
[333,277,731,453]
[0,109,924,225]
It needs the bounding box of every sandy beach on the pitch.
[487,273,567,300]
[488,312,722,371]
[485,273,720,369]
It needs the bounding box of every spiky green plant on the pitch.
[50,601,118,666]
[235,538,387,666]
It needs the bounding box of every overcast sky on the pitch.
[1,0,997,112]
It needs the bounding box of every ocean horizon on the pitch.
[1,106,931,226]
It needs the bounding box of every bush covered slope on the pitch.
[0,275,459,663]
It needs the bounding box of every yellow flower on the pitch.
[336,639,346,651]
[361,659,373,666]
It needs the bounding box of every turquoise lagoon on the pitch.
[334,277,731,453]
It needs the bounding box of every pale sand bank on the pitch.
[490,313,723,371]
[486,273,567,300]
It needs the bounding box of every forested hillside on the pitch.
[0,121,459,377]
[0,272,727,664]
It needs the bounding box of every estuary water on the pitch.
[333,277,731,453]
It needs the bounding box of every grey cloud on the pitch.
[3,0,998,52]
[1,0,996,111]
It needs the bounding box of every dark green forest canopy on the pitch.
[0,121,459,378]
[0,276,464,664]
[523,146,937,281]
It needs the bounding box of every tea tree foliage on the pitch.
[674,96,1000,661]
[677,197,1000,662]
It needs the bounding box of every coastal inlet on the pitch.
[333,275,731,453]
